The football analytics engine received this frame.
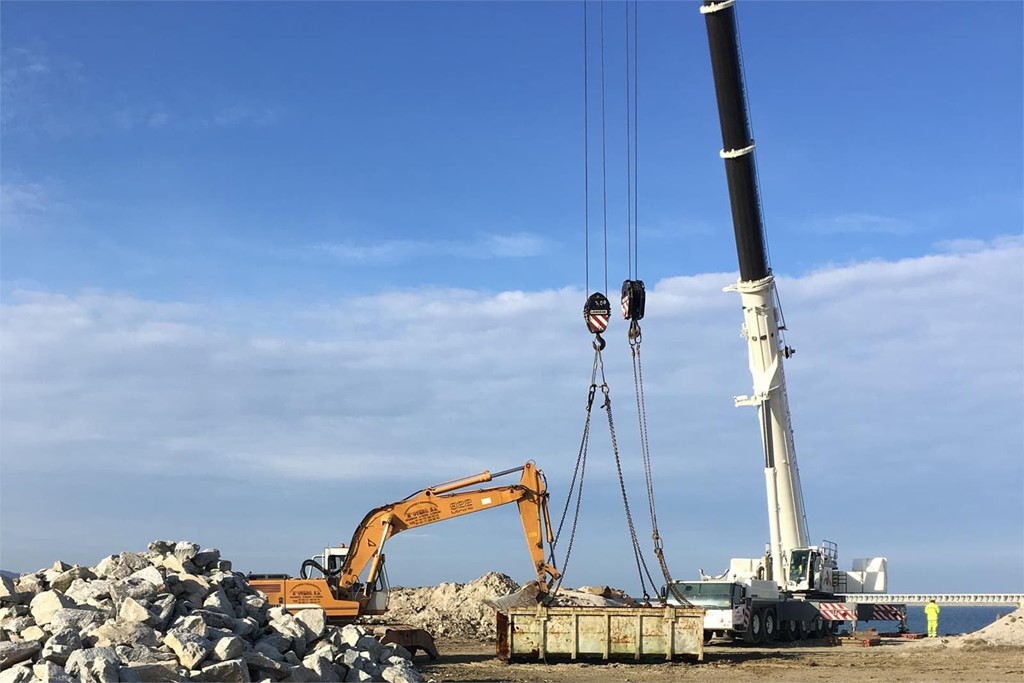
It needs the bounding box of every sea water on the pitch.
[862,605,1010,636]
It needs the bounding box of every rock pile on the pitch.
[372,573,634,642]
[373,573,518,641]
[0,541,424,683]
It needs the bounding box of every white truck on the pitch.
[665,0,905,644]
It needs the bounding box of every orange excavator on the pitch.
[248,461,560,656]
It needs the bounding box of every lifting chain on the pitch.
[547,349,600,598]
[624,279,690,605]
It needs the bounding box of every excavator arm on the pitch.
[339,461,560,605]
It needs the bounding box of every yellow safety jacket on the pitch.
[925,602,941,619]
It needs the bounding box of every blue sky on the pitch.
[2,1,1022,597]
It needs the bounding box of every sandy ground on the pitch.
[420,637,1024,683]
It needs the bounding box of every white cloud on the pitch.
[1,239,1021,589]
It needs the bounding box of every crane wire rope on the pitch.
[599,0,609,295]
[624,0,633,282]
[553,0,691,605]
[621,0,688,605]
[583,0,590,295]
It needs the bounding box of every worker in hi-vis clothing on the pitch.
[925,599,941,637]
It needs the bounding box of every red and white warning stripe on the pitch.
[588,313,609,333]
[817,603,856,621]
[871,604,904,621]
[734,604,751,629]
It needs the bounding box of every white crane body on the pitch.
[663,0,905,644]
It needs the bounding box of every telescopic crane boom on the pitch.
[701,0,811,587]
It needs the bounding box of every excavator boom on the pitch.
[341,461,559,598]
[249,461,559,626]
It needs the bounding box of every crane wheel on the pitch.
[762,608,777,644]
[744,610,764,644]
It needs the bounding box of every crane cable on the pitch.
[553,0,691,606]
[621,0,689,606]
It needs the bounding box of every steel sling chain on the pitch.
[629,318,691,605]
[597,347,660,603]
[546,349,599,599]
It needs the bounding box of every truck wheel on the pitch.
[763,608,777,644]
[814,618,829,639]
[795,619,808,640]
[746,609,764,644]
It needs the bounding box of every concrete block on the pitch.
[148,541,175,555]
[65,646,119,683]
[110,577,160,606]
[343,668,374,683]
[118,597,151,624]
[118,662,184,682]
[65,578,111,607]
[13,576,44,600]
[40,628,81,666]
[32,661,74,683]
[29,591,74,626]
[149,595,177,630]
[0,640,40,669]
[49,607,103,634]
[212,636,245,662]
[354,636,384,663]
[293,610,326,641]
[339,625,364,649]
[0,664,32,683]
[0,577,17,603]
[18,625,47,644]
[192,550,221,570]
[380,663,425,683]
[242,651,288,680]
[50,567,97,594]
[164,629,212,671]
[91,620,160,648]
[281,664,317,682]
[300,654,333,682]
[203,588,233,615]
[173,543,200,564]
[197,659,251,683]
[129,566,165,590]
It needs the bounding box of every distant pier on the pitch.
[838,593,1024,606]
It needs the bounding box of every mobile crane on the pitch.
[664,0,904,644]
[248,461,560,655]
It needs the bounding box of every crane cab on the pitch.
[785,544,838,594]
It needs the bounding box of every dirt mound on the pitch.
[952,605,1024,649]
[371,572,520,641]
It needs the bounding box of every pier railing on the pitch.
[838,593,1024,606]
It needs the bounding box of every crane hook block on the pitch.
[584,292,611,335]
[620,280,646,321]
